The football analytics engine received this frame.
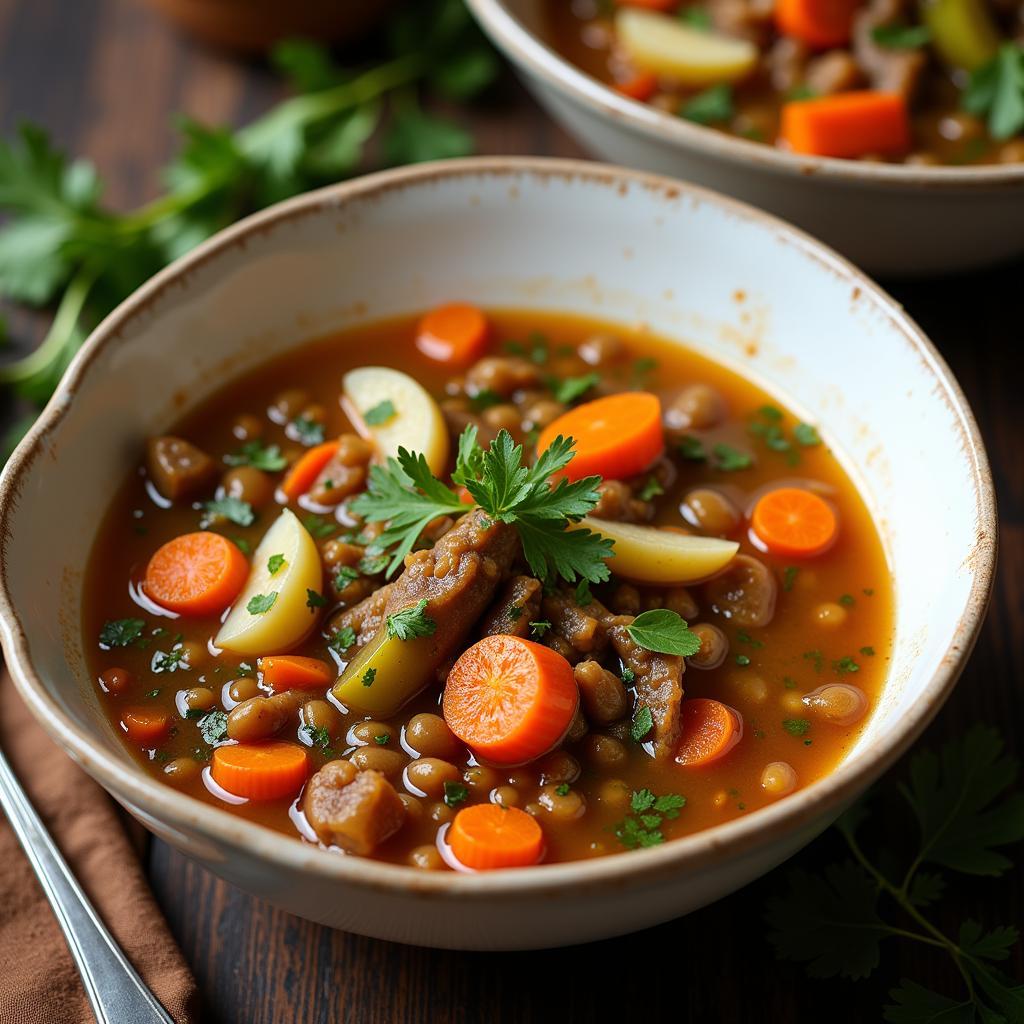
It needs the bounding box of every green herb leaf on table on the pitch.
[626,609,701,657]
[385,599,437,641]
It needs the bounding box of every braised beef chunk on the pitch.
[607,616,685,760]
[381,509,519,679]
[307,434,373,506]
[542,589,611,658]
[304,761,405,854]
[146,436,216,501]
[481,575,543,638]
[329,583,395,651]
[574,660,629,724]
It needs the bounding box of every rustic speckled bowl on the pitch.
[467,0,1024,275]
[0,159,995,948]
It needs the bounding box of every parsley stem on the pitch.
[0,263,97,385]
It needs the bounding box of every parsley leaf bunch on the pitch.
[964,44,1024,141]
[765,725,1024,1021]
[613,788,687,849]
[0,0,497,449]
[351,425,615,585]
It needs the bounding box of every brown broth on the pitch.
[83,310,893,868]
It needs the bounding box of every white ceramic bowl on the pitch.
[0,158,995,949]
[467,0,1024,276]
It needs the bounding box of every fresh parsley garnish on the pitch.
[549,372,600,404]
[626,609,701,657]
[334,565,359,588]
[803,649,824,673]
[621,667,636,685]
[247,592,277,615]
[267,553,285,575]
[350,426,614,584]
[575,578,593,606]
[99,618,145,648]
[306,588,326,609]
[680,84,733,125]
[468,388,502,412]
[202,496,255,528]
[677,435,707,461]
[860,646,876,656]
[766,725,1024,1020]
[555,783,571,797]
[838,593,855,607]
[736,654,751,666]
[361,667,376,687]
[151,646,189,673]
[713,443,752,472]
[385,598,437,641]
[637,476,664,502]
[302,514,337,539]
[302,723,334,757]
[963,43,1024,140]
[197,710,228,746]
[290,416,325,446]
[871,23,931,48]
[224,441,287,471]
[833,655,860,674]
[783,718,811,736]
[794,422,822,447]
[373,733,390,746]
[329,626,357,654]
[363,399,396,425]
[443,781,469,808]
[529,620,552,638]
[631,705,654,742]
[358,552,389,575]
[614,788,687,849]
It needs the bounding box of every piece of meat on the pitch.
[303,761,405,855]
[146,436,216,501]
[542,589,611,658]
[607,615,685,760]
[307,434,373,506]
[465,356,541,398]
[708,0,775,43]
[574,660,629,725]
[806,50,866,94]
[703,553,777,628]
[591,480,655,524]
[328,582,395,651]
[852,0,926,98]
[481,575,542,638]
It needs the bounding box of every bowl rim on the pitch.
[0,156,997,898]
[466,0,1024,190]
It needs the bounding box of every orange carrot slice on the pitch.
[258,655,333,693]
[751,487,838,557]
[211,741,309,800]
[537,392,664,482]
[143,532,249,616]
[448,804,544,870]
[780,92,910,158]
[616,71,658,101]
[674,698,742,767]
[122,707,170,746]
[774,0,860,47]
[416,303,489,366]
[443,635,578,766]
[280,441,339,501]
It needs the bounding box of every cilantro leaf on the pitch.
[765,862,888,979]
[385,599,437,641]
[202,497,255,527]
[626,609,701,657]
[99,618,145,648]
[900,724,1024,876]
[883,979,975,1023]
[958,920,1019,963]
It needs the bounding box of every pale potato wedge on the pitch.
[342,366,449,475]
[615,8,758,86]
[575,516,738,585]
[216,509,323,655]
[332,629,437,717]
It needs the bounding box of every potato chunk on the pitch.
[303,761,406,855]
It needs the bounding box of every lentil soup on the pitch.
[84,308,892,871]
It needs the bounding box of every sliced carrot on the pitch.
[211,741,309,800]
[780,91,910,158]
[443,635,579,766]
[416,303,489,366]
[122,707,170,746]
[143,532,249,616]
[537,392,664,482]
[448,804,544,870]
[751,486,838,557]
[674,698,742,767]
[774,0,860,47]
[616,71,659,102]
[280,440,339,501]
[258,655,333,693]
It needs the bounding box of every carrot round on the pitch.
[258,655,333,693]
[280,441,339,501]
[674,698,742,767]
[122,707,170,746]
[751,487,838,557]
[211,741,309,800]
[144,532,249,616]
[416,303,489,366]
[537,392,664,482]
[774,0,859,47]
[616,71,658,102]
[780,92,910,158]
[443,635,579,766]
[448,804,544,870]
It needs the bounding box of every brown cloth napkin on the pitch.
[0,669,198,1024]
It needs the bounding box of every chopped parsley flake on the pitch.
[302,515,337,539]
[224,441,287,471]
[621,667,636,685]
[555,783,571,797]
[550,372,600,404]
[267,553,285,576]
[151,646,189,673]
[713,443,753,472]
[247,592,278,615]
[334,565,359,588]
[803,649,824,673]
[783,567,799,592]
[290,416,325,446]
[736,654,751,666]
[794,422,822,447]
[677,435,707,461]
[614,789,686,850]
[631,705,654,742]
[443,781,469,808]
[373,733,390,746]
[198,710,228,745]
[306,588,326,609]
[302,724,334,756]
[637,476,664,502]
[358,553,389,576]
[364,399,397,426]
[385,599,437,641]
[838,593,856,608]
[529,620,552,638]
[783,718,811,736]
[833,656,860,674]
[737,631,764,648]
[860,646,876,657]
[361,667,377,687]
[329,626,357,654]
[99,618,145,648]
[201,496,255,528]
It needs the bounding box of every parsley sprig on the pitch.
[613,788,687,849]
[350,426,614,585]
[765,725,1024,1021]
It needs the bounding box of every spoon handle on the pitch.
[0,746,176,1024]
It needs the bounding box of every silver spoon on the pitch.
[0,745,176,1024]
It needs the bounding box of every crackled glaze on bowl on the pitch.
[0,159,995,948]
[467,0,1024,275]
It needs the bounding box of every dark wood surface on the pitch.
[1,1,1021,1020]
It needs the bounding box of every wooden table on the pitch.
[1,1,1021,1020]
